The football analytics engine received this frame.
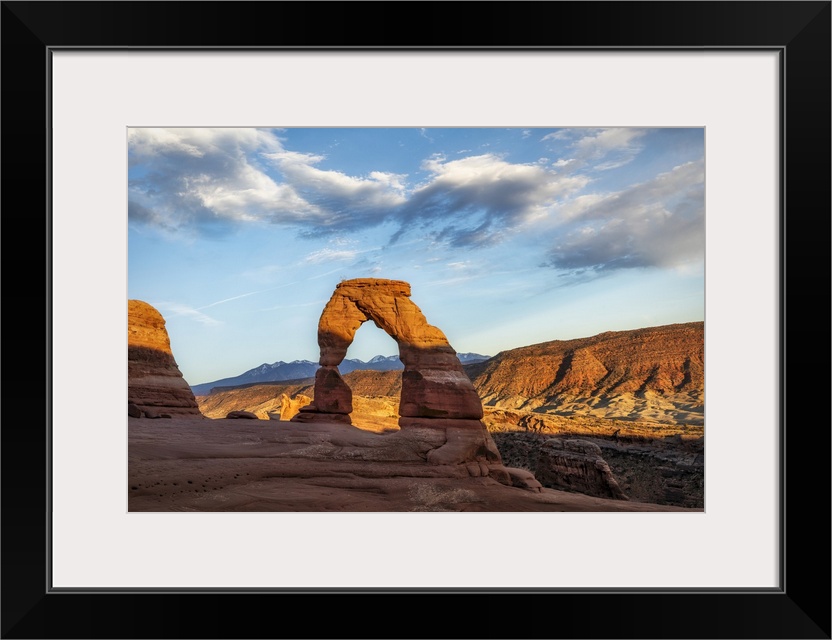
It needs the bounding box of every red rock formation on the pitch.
[226,410,259,419]
[535,438,628,500]
[128,300,203,418]
[275,393,312,421]
[468,322,704,420]
[293,278,508,481]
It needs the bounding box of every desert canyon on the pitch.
[128,279,704,512]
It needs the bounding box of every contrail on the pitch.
[194,267,346,312]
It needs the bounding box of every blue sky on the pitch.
[128,127,705,386]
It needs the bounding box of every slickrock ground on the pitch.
[128,417,699,512]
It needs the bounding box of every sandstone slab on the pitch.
[129,418,700,512]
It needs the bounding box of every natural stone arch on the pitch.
[292,278,483,426]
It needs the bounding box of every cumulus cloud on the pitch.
[129,127,702,275]
[546,160,705,271]
[263,149,406,232]
[128,128,405,235]
[128,128,317,233]
[397,154,589,247]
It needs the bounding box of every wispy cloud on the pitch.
[259,299,329,311]
[196,291,262,310]
[424,275,479,287]
[304,248,361,264]
[155,302,223,326]
[542,128,647,171]
[303,241,381,264]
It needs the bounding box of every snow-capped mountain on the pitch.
[190,352,490,396]
[456,352,491,364]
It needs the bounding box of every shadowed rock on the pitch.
[535,438,629,500]
[226,410,259,419]
[128,300,203,418]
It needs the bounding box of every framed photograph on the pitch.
[3,2,829,638]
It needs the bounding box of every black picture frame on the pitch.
[2,2,829,638]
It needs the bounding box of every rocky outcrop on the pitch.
[296,279,483,422]
[292,279,508,481]
[128,300,203,418]
[534,438,628,500]
[272,393,312,421]
[226,410,259,419]
[467,322,704,424]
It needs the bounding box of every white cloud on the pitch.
[129,128,406,235]
[304,248,360,264]
[572,128,645,159]
[129,128,700,273]
[303,243,381,264]
[264,149,408,230]
[155,302,222,326]
[128,128,321,232]
[547,160,705,271]
[398,154,588,246]
[540,130,572,142]
[543,128,646,172]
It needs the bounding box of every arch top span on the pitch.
[318,278,453,368]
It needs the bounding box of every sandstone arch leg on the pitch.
[291,279,513,482]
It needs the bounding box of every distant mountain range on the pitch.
[190,353,490,396]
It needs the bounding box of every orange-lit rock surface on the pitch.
[293,278,504,480]
[128,300,203,418]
